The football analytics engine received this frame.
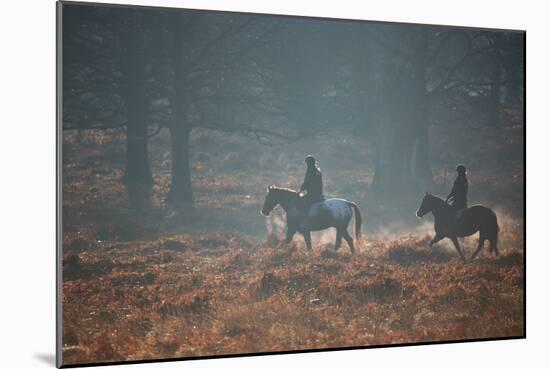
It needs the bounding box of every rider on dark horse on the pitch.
[298,155,325,228]
[446,164,469,223]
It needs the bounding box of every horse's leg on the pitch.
[302,231,312,251]
[342,228,355,254]
[429,233,444,248]
[491,239,500,256]
[451,237,467,262]
[334,228,343,251]
[470,237,485,261]
[488,225,500,256]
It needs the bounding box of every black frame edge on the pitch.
[56,1,64,367]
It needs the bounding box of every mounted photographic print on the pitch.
[57,1,525,367]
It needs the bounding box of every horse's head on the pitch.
[261,185,278,216]
[261,185,298,215]
[416,192,434,217]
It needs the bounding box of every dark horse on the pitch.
[261,186,366,253]
[416,193,499,261]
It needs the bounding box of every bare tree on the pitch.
[62,5,164,208]
[164,12,298,209]
[365,25,524,204]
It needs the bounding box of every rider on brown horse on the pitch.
[446,164,469,220]
[298,155,325,228]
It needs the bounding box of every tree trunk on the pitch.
[487,86,501,127]
[488,33,504,127]
[412,115,433,190]
[371,74,433,203]
[167,124,193,209]
[371,120,432,199]
[119,10,153,209]
[503,33,524,106]
[122,114,153,209]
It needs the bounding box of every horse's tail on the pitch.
[346,201,366,250]
[489,210,500,255]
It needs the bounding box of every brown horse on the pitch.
[416,193,499,261]
[261,186,366,253]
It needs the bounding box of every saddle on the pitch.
[294,201,324,231]
[305,201,324,217]
[446,207,466,233]
[297,190,324,217]
[293,202,323,217]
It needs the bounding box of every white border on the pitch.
[2,1,548,368]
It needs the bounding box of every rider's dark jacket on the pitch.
[300,165,324,210]
[447,174,468,210]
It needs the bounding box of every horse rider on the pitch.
[446,164,469,221]
[298,155,325,228]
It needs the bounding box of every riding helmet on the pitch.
[305,155,316,165]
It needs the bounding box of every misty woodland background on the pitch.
[61,4,524,365]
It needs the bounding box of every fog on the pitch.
[62,3,524,239]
